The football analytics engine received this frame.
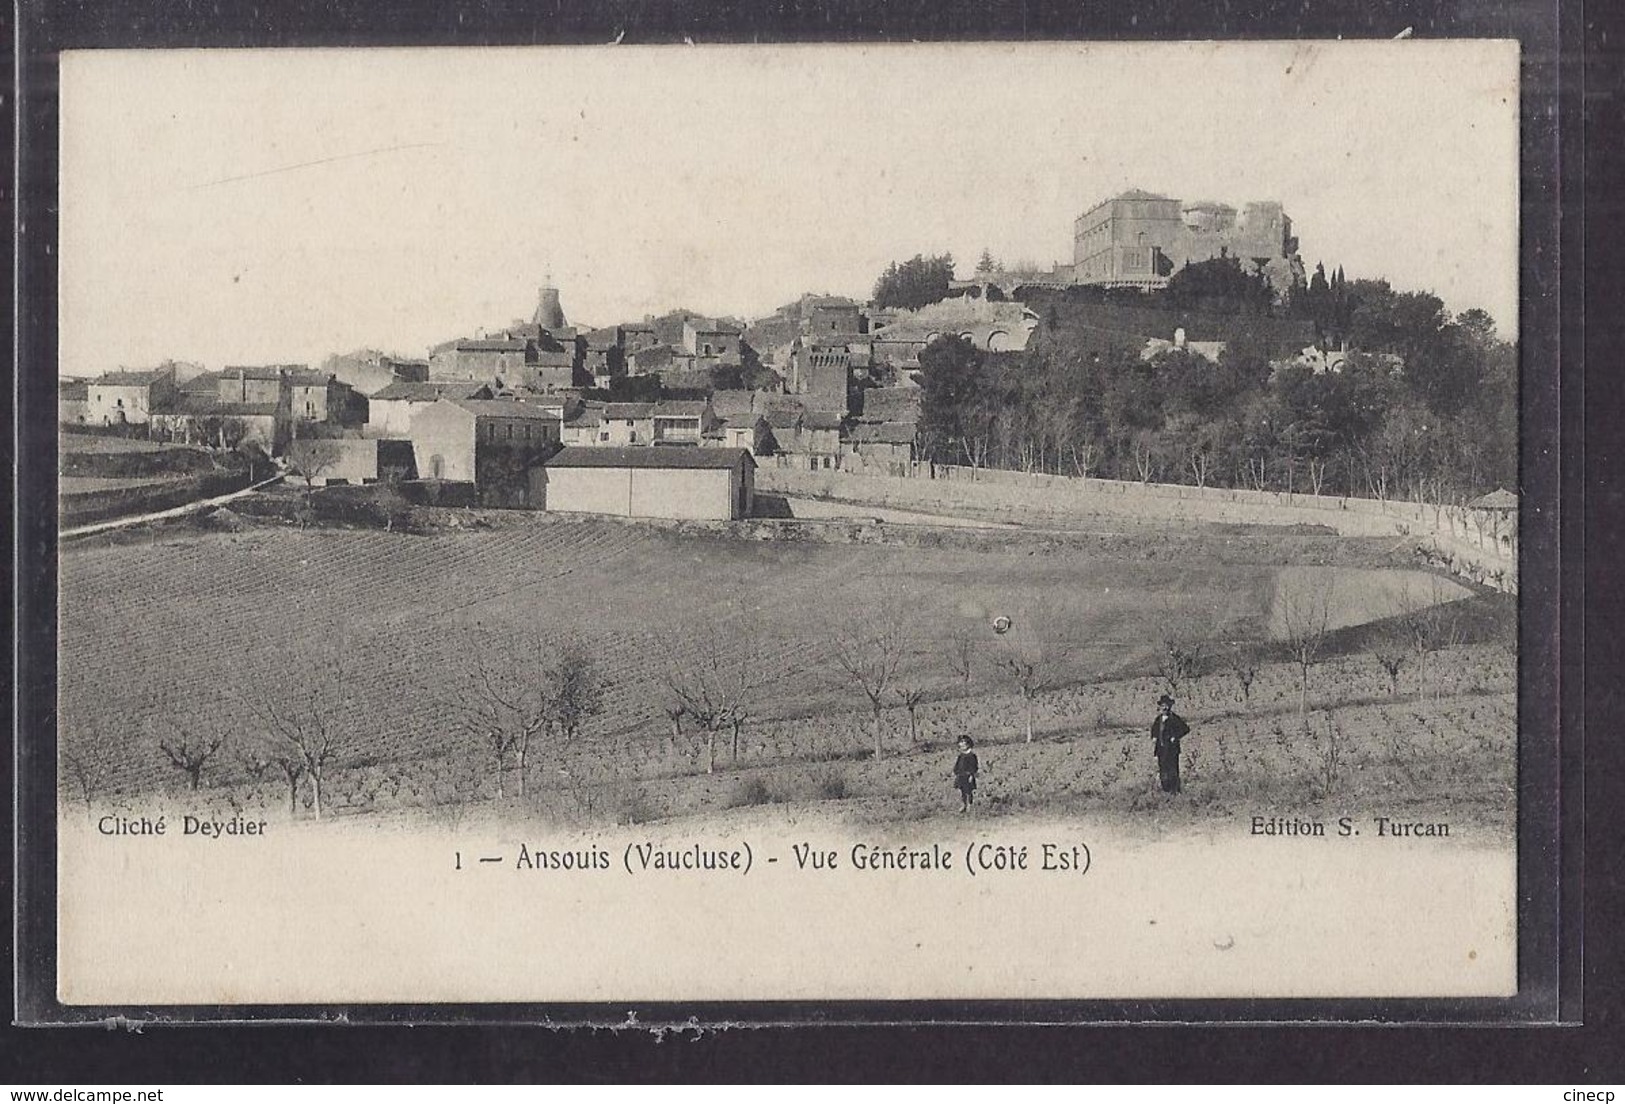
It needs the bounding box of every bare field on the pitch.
[58,511,1513,832]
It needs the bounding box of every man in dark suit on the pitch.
[1151,694,1190,794]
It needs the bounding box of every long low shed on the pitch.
[535,446,755,520]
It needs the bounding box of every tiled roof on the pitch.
[451,399,566,420]
[545,446,755,471]
[632,344,674,364]
[807,296,860,310]
[180,370,222,392]
[455,339,527,353]
[565,409,603,428]
[372,381,491,402]
[93,368,174,386]
[708,389,759,416]
[764,409,803,430]
[602,403,655,419]
[684,318,741,334]
[654,401,709,417]
[223,365,302,379]
[847,421,918,445]
[59,380,89,400]
[858,388,922,421]
[803,410,845,430]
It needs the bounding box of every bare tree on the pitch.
[1156,638,1204,700]
[62,749,109,809]
[1400,578,1466,700]
[661,701,687,747]
[262,743,306,815]
[1185,441,1213,488]
[1277,574,1333,722]
[996,622,1071,743]
[665,640,766,773]
[946,623,977,686]
[459,663,526,800]
[459,636,584,800]
[894,682,929,746]
[1306,456,1328,498]
[832,616,910,760]
[1224,642,1259,705]
[156,724,225,791]
[246,650,349,820]
[1133,435,1157,484]
[547,636,606,748]
[1067,440,1099,480]
[285,438,346,527]
[1372,634,1408,697]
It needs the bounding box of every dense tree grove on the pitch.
[873,253,956,311]
[916,272,1517,503]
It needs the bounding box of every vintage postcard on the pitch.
[52,41,1523,1008]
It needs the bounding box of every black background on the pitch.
[5,0,1615,1082]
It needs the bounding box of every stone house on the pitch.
[218,365,295,406]
[804,296,865,338]
[149,395,292,453]
[288,369,366,428]
[59,379,90,426]
[427,338,532,383]
[295,438,418,486]
[366,381,493,438]
[583,326,625,383]
[598,402,656,446]
[87,365,179,426]
[802,410,845,465]
[681,318,742,358]
[512,350,578,393]
[621,324,660,354]
[629,344,674,377]
[562,402,605,446]
[845,421,918,467]
[651,399,717,445]
[709,413,774,456]
[407,397,565,483]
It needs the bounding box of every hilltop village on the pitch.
[60,184,1516,536]
[59,189,1348,523]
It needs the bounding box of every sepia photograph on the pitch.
[50,40,1524,1008]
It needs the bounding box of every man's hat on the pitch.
[958,735,975,747]
[1157,694,1175,707]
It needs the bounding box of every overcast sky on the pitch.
[59,41,1519,376]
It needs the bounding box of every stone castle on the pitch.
[1071,189,1301,291]
[954,189,1305,297]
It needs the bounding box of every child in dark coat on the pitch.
[953,736,979,813]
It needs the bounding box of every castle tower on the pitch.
[532,281,567,331]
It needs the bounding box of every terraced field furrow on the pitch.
[58,514,1511,825]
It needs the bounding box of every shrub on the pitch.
[615,785,658,825]
[727,776,777,808]
[812,769,849,800]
